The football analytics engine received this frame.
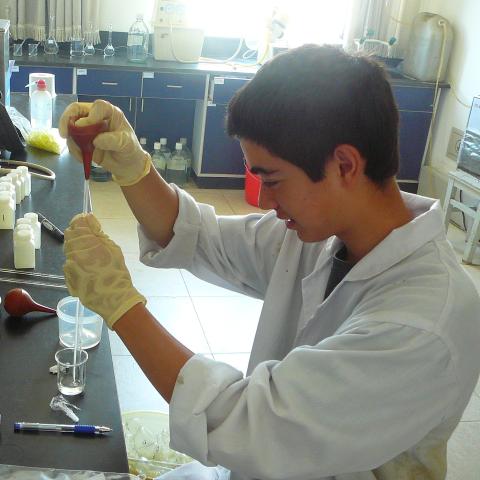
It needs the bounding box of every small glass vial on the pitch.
[24,212,41,249]
[17,166,31,196]
[0,191,15,229]
[14,228,36,269]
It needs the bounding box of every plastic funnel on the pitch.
[68,116,109,179]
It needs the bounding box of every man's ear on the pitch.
[333,144,365,182]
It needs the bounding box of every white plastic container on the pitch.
[28,72,56,98]
[402,12,453,82]
[57,296,103,350]
[24,212,41,249]
[6,171,22,203]
[153,25,204,62]
[14,228,35,269]
[0,180,16,205]
[0,191,15,229]
[17,166,31,196]
[30,79,52,130]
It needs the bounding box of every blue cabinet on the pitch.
[76,69,142,97]
[135,98,195,152]
[142,72,206,100]
[10,65,73,93]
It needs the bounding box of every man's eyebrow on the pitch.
[249,166,278,175]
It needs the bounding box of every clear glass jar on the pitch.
[127,14,149,63]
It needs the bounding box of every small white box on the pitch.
[153,24,204,62]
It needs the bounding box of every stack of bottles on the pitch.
[0,166,32,230]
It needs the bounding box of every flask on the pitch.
[104,23,115,57]
[14,228,36,269]
[179,137,193,176]
[166,143,188,187]
[152,142,167,177]
[84,23,96,56]
[44,15,59,55]
[0,192,15,229]
[127,14,149,63]
[30,79,52,130]
[24,212,41,249]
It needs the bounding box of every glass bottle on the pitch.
[179,137,193,176]
[84,23,96,56]
[127,14,149,63]
[166,143,188,187]
[104,23,115,57]
[152,142,167,177]
[44,15,59,55]
[159,138,171,163]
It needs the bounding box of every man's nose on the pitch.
[258,183,278,211]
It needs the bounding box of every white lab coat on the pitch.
[138,188,480,480]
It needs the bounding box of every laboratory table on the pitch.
[0,100,129,473]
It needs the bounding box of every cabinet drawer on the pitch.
[210,77,250,105]
[142,72,206,100]
[76,69,142,97]
[10,66,73,93]
[392,86,435,112]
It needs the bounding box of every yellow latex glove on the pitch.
[59,100,152,186]
[63,213,146,329]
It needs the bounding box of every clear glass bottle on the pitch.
[104,23,115,57]
[127,14,149,63]
[166,143,188,187]
[152,142,167,177]
[30,79,52,131]
[84,23,96,56]
[159,138,171,163]
[44,15,59,55]
[179,137,193,176]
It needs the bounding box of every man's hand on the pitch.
[63,213,146,329]
[59,100,151,186]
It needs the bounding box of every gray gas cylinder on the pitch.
[402,12,453,82]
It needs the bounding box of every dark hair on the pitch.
[227,44,399,184]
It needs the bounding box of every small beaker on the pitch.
[55,348,88,395]
[57,296,103,349]
[13,43,23,56]
[28,43,39,57]
[70,37,84,57]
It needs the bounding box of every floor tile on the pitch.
[192,296,263,353]
[461,391,480,422]
[90,181,135,220]
[125,254,189,297]
[181,269,244,297]
[446,421,480,479]
[211,353,251,375]
[112,355,169,414]
[109,330,131,356]
[146,296,211,354]
[100,218,140,254]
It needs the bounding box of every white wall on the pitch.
[99,0,154,32]
[418,0,480,197]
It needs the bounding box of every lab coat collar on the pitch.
[324,192,445,282]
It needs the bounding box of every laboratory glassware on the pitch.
[84,23,95,56]
[44,15,59,55]
[104,23,115,57]
[127,14,149,63]
[55,348,88,395]
[166,142,188,187]
[70,35,84,57]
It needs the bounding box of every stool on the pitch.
[442,170,480,264]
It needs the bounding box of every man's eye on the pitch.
[262,180,278,188]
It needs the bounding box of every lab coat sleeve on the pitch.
[138,185,289,298]
[169,322,458,479]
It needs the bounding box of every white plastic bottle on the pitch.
[166,143,188,187]
[24,212,41,249]
[30,79,52,130]
[152,142,167,177]
[14,228,36,269]
[0,191,15,229]
[17,166,31,196]
[0,177,16,204]
[127,14,149,63]
[7,171,23,203]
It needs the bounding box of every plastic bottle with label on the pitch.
[151,142,167,177]
[166,143,188,187]
[30,79,52,130]
[127,14,149,63]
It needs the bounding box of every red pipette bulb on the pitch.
[4,288,56,317]
[67,116,109,179]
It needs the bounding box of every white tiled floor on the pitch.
[90,181,480,479]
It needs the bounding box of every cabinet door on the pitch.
[77,95,136,127]
[142,72,206,100]
[135,98,195,151]
[76,69,142,97]
[202,104,244,175]
[10,66,73,93]
[397,110,432,181]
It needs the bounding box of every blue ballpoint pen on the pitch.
[14,422,112,434]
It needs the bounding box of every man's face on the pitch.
[241,139,345,243]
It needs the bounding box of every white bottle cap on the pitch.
[139,137,147,145]
[154,142,161,150]
[160,138,167,145]
[175,142,183,150]
[24,212,38,222]
[16,218,31,226]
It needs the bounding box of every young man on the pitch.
[60,45,480,479]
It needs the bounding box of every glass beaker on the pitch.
[13,42,23,56]
[84,23,95,56]
[104,23,115,57]
[70,36,84,57]
[28,43,39,56]
[44,15,59,55]
[57,296,103,349]
[55,348,88,395]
